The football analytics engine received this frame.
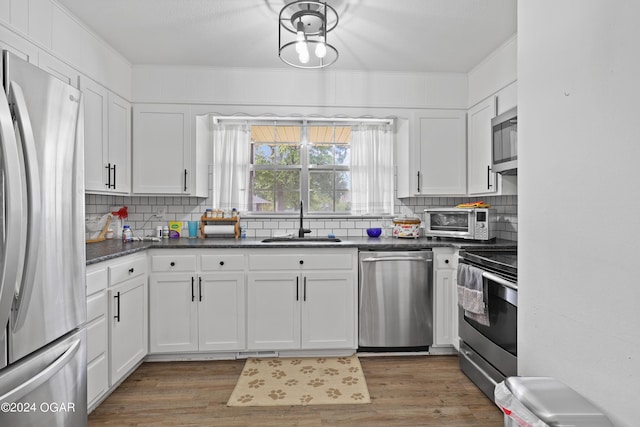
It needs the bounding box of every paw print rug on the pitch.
[227,356,371,406]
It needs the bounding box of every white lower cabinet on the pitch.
[148,251,246,353]
[107,254,148,385]
[432,247,459,350]
[246,249,357,351]
[85,264,109,412]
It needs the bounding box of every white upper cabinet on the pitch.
[401,110,466,197]
[81,77,131,194]
[0,24,38,64]
[38,51,79,88]
[133,104,190,194]
[133,104,207,196]
[467,82,517,196]
[467,96,497,195]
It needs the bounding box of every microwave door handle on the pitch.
[0,88,25,331]
[8,82,42,332]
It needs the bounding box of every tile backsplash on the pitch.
[85,194,517,242]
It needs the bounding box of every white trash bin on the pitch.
[494,377,614,427]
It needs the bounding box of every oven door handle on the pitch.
[482,271,518,291]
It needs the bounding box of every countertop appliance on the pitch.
[491,106,517,174]
[358,250,433,350]
[457,248,517,401]
[0,51,87,425]
[424,207,496,241]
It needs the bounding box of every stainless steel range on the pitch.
[457,249,517,400]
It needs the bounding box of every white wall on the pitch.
[518,2,640,426]
[133,65,468,110]
[467,34,517,108]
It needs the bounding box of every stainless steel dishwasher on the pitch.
[358,250,433,350]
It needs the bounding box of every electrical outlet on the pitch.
[154,207,166,219]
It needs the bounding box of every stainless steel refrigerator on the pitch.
[0,51,87,426]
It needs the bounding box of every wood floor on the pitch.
[89,355,503,427]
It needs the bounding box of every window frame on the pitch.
[213,116,393,216]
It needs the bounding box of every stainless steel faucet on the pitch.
[298,200,311,238]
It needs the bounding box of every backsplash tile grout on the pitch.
[85,193,517,241]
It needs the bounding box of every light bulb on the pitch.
[315,36,327,58]
[299,48,310,64]
[296,40,307,54]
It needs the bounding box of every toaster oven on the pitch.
[424,207,496,241]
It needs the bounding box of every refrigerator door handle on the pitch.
[0,338,81,402]
[0,87,24,333]
[7,82,42,331]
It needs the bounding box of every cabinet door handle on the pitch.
[105,163,111,188]
[112,163,117,189]
[299,260,304,265]
[199,277,202,302]
[219,261,224,266]
[296,277,299,301]
[445,259,449,264]
[487,165,493,190]
[303,277,307,302]
[191,277,195,302]
[114,291,121,322]
[417,171,421,193]
[184,169,188,192]
[170,261,175,267]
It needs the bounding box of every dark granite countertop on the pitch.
[86,237,516,265]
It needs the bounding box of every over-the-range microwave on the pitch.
[424,207,497,241]
[491,106,517,174]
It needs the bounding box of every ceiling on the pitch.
[56,0,517,73]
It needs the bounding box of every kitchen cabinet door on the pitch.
[301,272,355,349]
[81,77,109,193]
[109,277,147,385]
[149,273,198,353]
[467,90,517,196]
[81,77,131,194]
[246,272,301,350]
[107,92,131,193]
[468,97,498,195]
[132,104,191,194]
[198,272,246,351]
[410,110,467,196]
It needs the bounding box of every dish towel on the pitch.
[457,263,490,326]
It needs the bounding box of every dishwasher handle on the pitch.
[361,256,432,263]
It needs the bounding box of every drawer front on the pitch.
[109,255,147,286]
[87,353,108,405]
[151,254,197,272]
[86,267,108,296]
[200,254,245,271]
[87,317,107,362]
[87,291,107,323]
[249,252,354,271]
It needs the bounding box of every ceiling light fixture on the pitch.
[279,0,339,69]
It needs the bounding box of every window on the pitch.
[249,123,351,214]
[212,117,394,215]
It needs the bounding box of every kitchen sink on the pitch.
[261,237,342,243]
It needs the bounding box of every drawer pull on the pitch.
[219,261,224,266]
[128,267,134,273]
[170,261,175,267]
[445,259,449,264]
[299,260,304,265]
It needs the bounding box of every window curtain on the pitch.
[212,122,250,212]
[350,124,394,215]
